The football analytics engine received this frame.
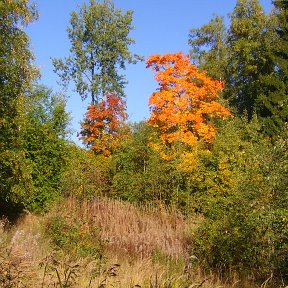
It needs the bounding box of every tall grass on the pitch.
[0,198,269,287]
[60,197,194,259]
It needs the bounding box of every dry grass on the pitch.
[0,198,269,287]
[0,214,48,287]
[59,197,196,260]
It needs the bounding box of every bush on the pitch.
[191,118,288,284]
[46,211,103,259]
[60,145,111,199]
[110,122,189,207]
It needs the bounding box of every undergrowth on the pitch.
[0,198,284,287]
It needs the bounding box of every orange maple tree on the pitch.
[80,93,128,156]
[146,52,231,158]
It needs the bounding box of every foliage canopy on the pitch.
[53,0,140,105]
[146,52,231,159]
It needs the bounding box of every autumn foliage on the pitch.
[146,52,231,156]
[80,93,128,156]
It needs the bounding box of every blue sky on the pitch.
[26,0,272,143]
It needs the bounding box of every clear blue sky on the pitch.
[26,0,272,143]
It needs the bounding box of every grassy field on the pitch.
[0,198,274,287]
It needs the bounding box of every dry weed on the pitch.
[0,199,269,287]
[0,214,46,287]
[59,197,196,260]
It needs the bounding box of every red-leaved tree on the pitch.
[80,93,128,156]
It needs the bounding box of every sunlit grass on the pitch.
[0,198,274,287]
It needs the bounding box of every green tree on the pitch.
[188,15,228,81]
[256,0,288,135]
[22,85,70,212]
[110,122,188,208]
[188,0,288,135]
[226,0,269,119]
[0,0,38,215]
[53,0,140,105]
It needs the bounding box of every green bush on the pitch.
[193,209,288,280]
[46,213,103,259]
[110,122,189,207]
[191,118,288,284]
[60,145,111,199]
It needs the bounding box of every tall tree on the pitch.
[188,0,288,135]
[53,0,140,105]
[226,0,268,119]
[188,15,228,81]
[256,0,288,135]
[0,0,38,214]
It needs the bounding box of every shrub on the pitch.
[60,144,111,199]
[46,211,103,259]
[110,122,190,207]
[191,119,288,285]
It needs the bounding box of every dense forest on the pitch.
[0,0,287,287]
